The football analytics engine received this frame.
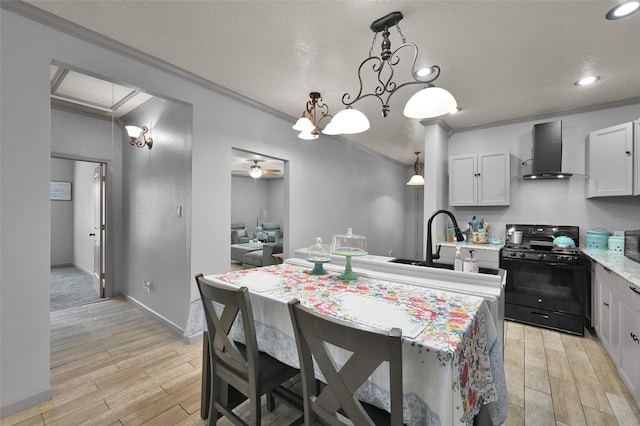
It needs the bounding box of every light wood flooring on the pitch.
[2,298,640,425]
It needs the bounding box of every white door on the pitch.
[93,164,105,297]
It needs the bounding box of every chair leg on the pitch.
[266,391,275,412]
[201,334,211,420]
[249,390,261,426]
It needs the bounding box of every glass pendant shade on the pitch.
[403,86,457,119]
[125,125,143,139]
[406,174,425,186]
[292,116,315,132]
[249,168,263,178]
[321,121,340,135]
[298,130,319,140]
[328,108,370,135]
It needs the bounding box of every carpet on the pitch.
[50,265,100,311]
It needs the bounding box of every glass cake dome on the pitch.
[331,228,367,255]
[308,237,331,262]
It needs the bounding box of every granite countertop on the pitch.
[582,249,640,288]
[439,241,504,251]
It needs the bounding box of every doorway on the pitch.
[231,148,287,270]
[50,157,108,310]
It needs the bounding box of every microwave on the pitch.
[625,230,640,262]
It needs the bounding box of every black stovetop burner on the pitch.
[502,224,584,262]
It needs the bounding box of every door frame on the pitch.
[51,154,113,299]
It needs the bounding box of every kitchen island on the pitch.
[203,259,507,425]
[291,248,506,346]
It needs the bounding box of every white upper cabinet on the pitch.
[449,152,510,206]
[586,121,635,198]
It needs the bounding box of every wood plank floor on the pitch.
[2,298,640,425]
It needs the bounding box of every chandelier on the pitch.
[326,11,457,136]
[292,92,334,140]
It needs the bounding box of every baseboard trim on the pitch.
[0,386,52,419]
[125,296,185,338]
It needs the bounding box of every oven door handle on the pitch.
[530,311,550,319]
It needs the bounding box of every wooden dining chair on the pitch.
[195,274,303,425]
[287,299,404,426]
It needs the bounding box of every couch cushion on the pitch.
[231,223,245,230]
[236,229,247,238]
[261,222,280,231]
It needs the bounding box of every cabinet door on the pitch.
[587,122,634,197]
[478,152,510,206]
[598,277,612,350]
[449,154,477,206]
[619,302,640,403]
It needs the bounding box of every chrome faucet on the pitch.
[425,209,465,266]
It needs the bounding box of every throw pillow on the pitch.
[236,229,246,238]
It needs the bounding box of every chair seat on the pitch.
[233,342,300,391]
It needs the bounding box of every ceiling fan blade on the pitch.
[262,169,282,175]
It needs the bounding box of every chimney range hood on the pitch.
[523,120,572,180]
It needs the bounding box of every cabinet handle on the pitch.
[603,302,610,307]
[630,286,640,296]
[631,332,639,343]
[625,151,631,156]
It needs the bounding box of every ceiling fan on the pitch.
[233,160,282,179]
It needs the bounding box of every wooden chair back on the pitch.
[287,298,403,425]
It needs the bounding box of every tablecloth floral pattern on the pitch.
[212,263,506,425]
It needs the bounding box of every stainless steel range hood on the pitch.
[523,120,572,180]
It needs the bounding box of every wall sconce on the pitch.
[406,152,425,186]
[125,125,153,150]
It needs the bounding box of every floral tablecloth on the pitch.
[206,263,507,425]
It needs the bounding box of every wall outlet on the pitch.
[143,281,152,293]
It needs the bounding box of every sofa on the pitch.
[242,243,283,269]
[231,223,251,244]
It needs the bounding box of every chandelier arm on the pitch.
[341,57,388,109]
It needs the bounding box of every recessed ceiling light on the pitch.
[575,75,601,86]
[606,1,640,19]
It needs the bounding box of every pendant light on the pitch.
[406,152,425,186]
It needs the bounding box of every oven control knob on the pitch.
[519,252,526,258]
[538,254,545,260]
[538,298,543,303]
[510,252,517,257]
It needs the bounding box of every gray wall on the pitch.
[231,175,276,230]
[121,97,193,330]
[0,8,408,414]
[447,104,640,243]
[50,158,74,265]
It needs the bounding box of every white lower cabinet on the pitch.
[593,262,640,406]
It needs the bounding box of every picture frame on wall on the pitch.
[50,181,72,201]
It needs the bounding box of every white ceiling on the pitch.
[25,1,640,165]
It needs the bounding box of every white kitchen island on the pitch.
[290,249,506,346]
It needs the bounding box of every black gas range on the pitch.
[500,224,591,335]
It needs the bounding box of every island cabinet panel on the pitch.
[449,152,510,206]
[593,261,640,406]
[436,244,500,270]
[635,120,640,195]
[586,121,634,198]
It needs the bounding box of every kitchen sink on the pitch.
[389,258,499,275]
